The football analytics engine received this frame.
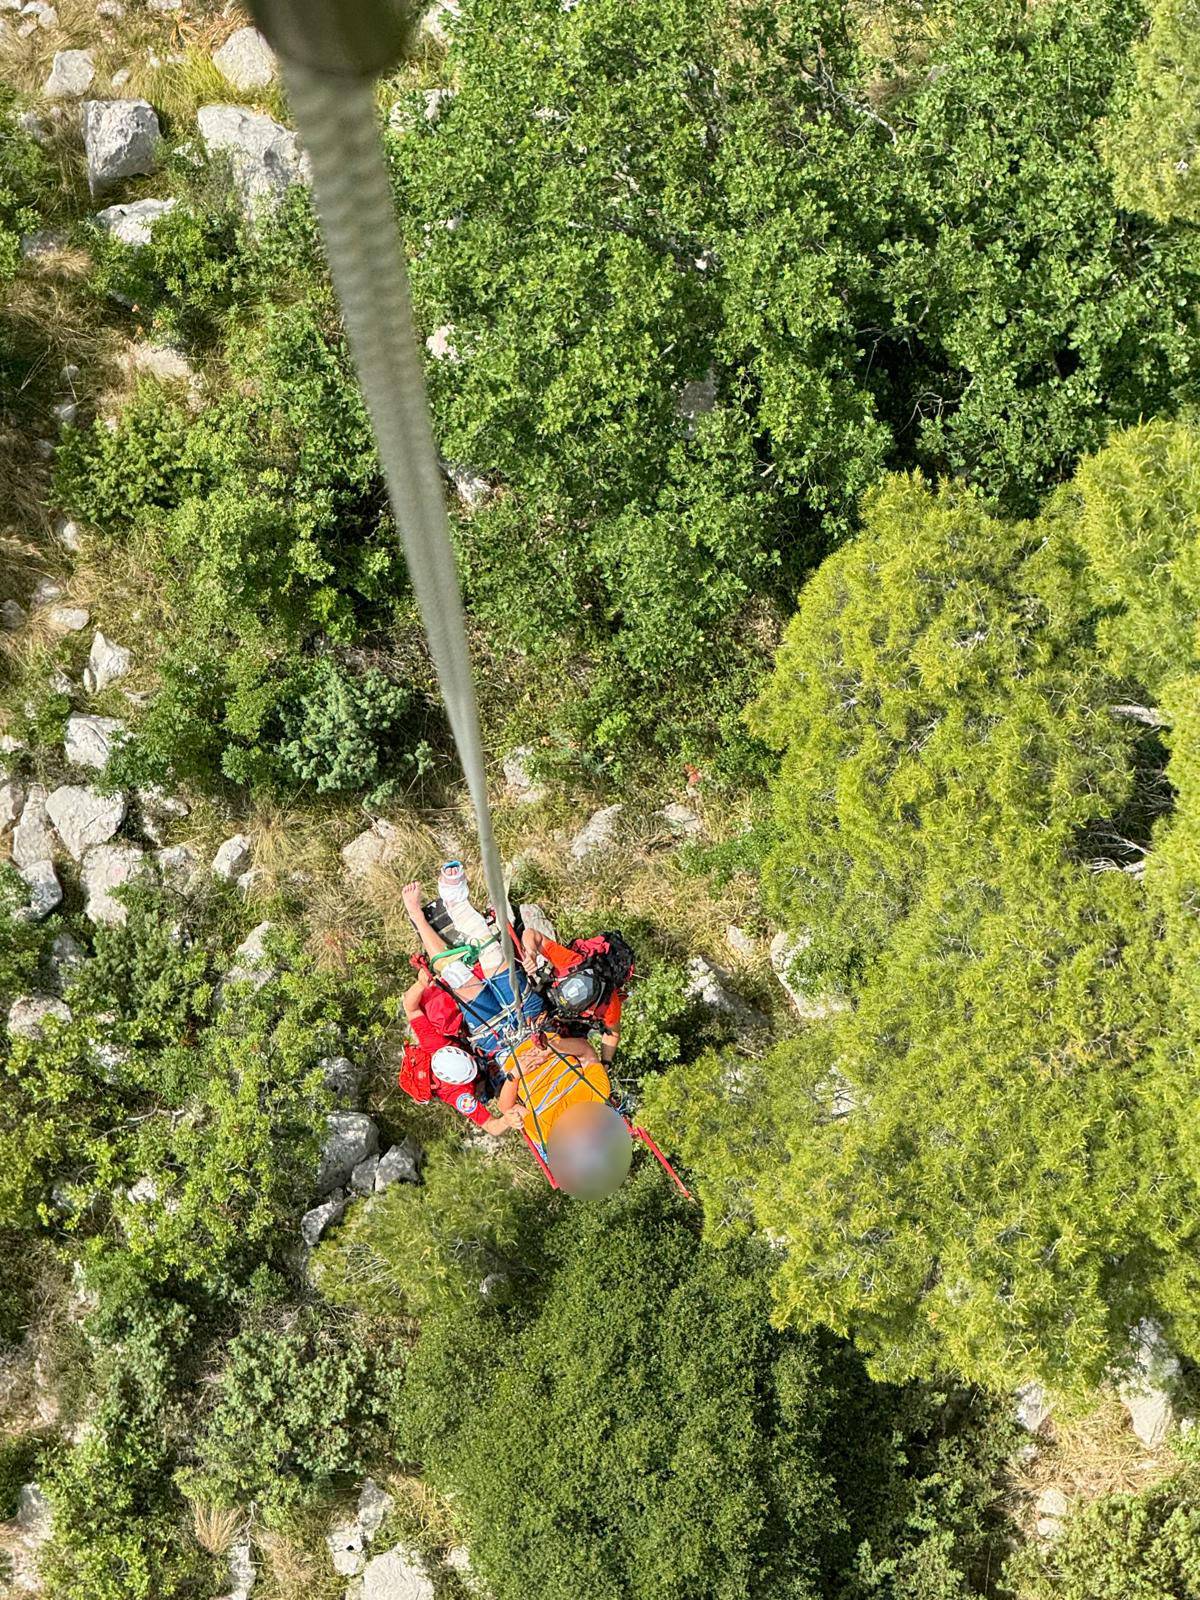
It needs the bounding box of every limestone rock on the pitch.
[341,818,402,878]
[569,803,623,862]
[83,629,132,694]
[419,0,460,45]
[31,578,63,608]
[137,785,189,845]
[362,1544,435,1600]
[44,48,95,98]
[124,339,195,385]
[12,785,55,869]
[725,924,755,959]
[0,598,27,630]
[8,1481,53,1590]
[301,1190,347,1247]
[425,323,459,362]
[220,1539,256,1600]
[1036,1486,1068,1519]
[769,931,850,1022]
[444,460,492,511]
[8,994,72,1039]
[47,605,90,633]
[684,956,764,1028]
[50,930,87,988]
[212,832,253,880]
[81,842,146,924]
[197,104,308,216]
[154,844,196,887]
[19,229,67,261]
[54,516,83,552]
[96,195,177,245]
[46,784,126,860]
[660,802,701,839]
[350,1153,381,1195]
[317,1112,379,1194]
[1014,1381,1052,1434]
[375,1138,421,1190]
[0,778,23,828]
[1119,1318,1180,1448]
[422,87,455,121]
[321,1054,366,1105]
[224,920,275,990]
[357,1479,394,1543]
[328,1515,367,1577]
[677,370,716,433]
[16,860,62,921]
[212,25,276,91]
[503,745,544,803]
[83,98,160,192]
[64,713,127,770]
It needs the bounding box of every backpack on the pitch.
[398,1042,433,1103]
[570,931,635,994]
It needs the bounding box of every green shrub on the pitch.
[1105,0,1200,223]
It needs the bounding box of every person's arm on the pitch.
[480,1105,525,1137]
[403,970,430,1022]
[598,990,623,1064]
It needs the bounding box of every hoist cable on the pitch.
[278,61,523,1012]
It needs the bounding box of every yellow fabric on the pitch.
[509,1037,611,1146]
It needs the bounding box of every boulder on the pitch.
[444,460,492,511]
[82,630,132,695]
[64,713,127,770]
[123,339,195,385]
[362,1545,435,1600]
[422,87,455,121]
[18,230,68,262]
[419,0,460,45]
[341,818,402,878]
[47,605,90,633]
[425,323,459,362]
[769,932,850,1022]
[569,803,623,862]
[16,860,62,921]
[197,104,308,216]
[375,1138,421,1190]
[350,1153,381,1195]
[659,802,701,839]
[224,920,275,990]
[0,598,27,630]
[684,956,764,1028]
[317,1112,379,1194]
[321,1053,366,1104]
[212,832,253,880]
[46,784,126,860]
[83,98,160,192]
[301,1190,347,1247]
[1118,1318,1181,1447]
[54,516,83,552]
[154,844,196,888]
[50,930,87,988]
[0,778,23,828]
[12,785,56,869]
[725,924,755,959]
[220,1539,256,1600]
[80,842,146,924]
[96,195,176,245]
[503,745,544,803]
[44,48,95,98]
[8,994,72,1039]
[212,25,276,90]
[1014,1381,1052,1434]
[328,1515,367,1577]
[7,1481,53,1590]
[357,1478,394,1543]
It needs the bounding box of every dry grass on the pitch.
[190,1500,243,1557]
[254,1518,344,1600]
[1005,1390,1178,1542]
[377,1472,464,1553]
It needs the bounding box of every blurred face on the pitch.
[547,1102,633,1200]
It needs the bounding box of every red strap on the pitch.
[631,1126,693,1200]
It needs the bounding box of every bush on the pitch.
[1105,0,1200,223]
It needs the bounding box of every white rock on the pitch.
[362,1544,435,1600]
[769,931,850,1022]
[197,104,308,217]
[224,920,275,990]
[23,1,57,28]
[1119,1318,1181,1447]
[684,956,764,1028]
[95,196,176,246]
[54,516,83,552]
[52,400,77,428]
[127,1175,158,1204]
[212,832,253,881]
[425,323,459,362]
[0,598,27,630]
[1036,1516,1065,1541]
[8,994,72,1039]
[12,785,55,869]
[8,1481,53,1589]
[419,0,460,45]
[50,930,87,986]
[725,924,755,958]
[31,578,63,607]
[82,98,160,193]
[301,1191,347,1247]
[109,67,131,88]
[46,784,126,859]
[65,713,127,770]
[16,1482,52,1539]
[16,859,62,921]
[44,48,95,99]
[222,1539,255,1600]
[212,26,276,91]
[19,229,68,261]
[154,844,196,887]
[503,745,544,803]
[317,1112,379,1194]
[47,606,90,633]
[357,1479,394,1543]
[341,818,401,878]
[81,842,146,924]
[678,370,716,433]
[422,87,455,121]
[350,1154,380,1195]
[328,1516,367,1576]
[96,0,124,16]
[124,340,195,384]
[375,1138,421,1189]
[322,1054,366,1104]
[444,460,492,511]
[569,803,623,861]
[0,778,23,828]
[1036,1486,1069,1519]
[83,629,132,694]
[659,802,701,838]
[1014,1380,1052,1434]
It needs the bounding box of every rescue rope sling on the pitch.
[246,0,688,1196]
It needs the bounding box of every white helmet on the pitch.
[431,1044,477,1085]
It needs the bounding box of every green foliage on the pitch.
[1105,0,1200,223]
[0,89,43,288]
[182,1308,404,1514]
[649,423,1200,1393]
[1006,1472,1200,1598]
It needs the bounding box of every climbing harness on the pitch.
[247,0,689,1198]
